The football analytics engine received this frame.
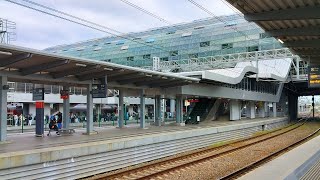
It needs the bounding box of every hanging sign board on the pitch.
[92,84,107,98]
[32,88,44,101]
[308,66,320,88]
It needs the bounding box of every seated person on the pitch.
[49,119,60,135]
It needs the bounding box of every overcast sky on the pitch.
[0,0,236,50]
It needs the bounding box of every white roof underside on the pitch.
[179,58,292,84]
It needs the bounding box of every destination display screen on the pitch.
[308,66,320,88]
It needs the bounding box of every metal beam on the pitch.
[150,80,189,88]
[53,65,99,79]
[292,49,320,57]
[267,25,320,37]
[118,76,155,85]
[134,78,174,86]
[107,72,143,82]
[284,39,320,48]
[0,53,32,67]
[245,6,320,21]
[21,60,69,75]
[78,70,109,81]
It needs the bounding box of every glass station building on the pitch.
[7,15,284,119]
[45,15,283,68]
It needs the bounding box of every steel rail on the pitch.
[220,125,320,179]
[88,121,304,180]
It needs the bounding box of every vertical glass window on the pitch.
[160,57,169,61]
[188,53,198,58]
[221,43,233,49]
[169,51,178,56]
[126,56,134,61]
[200,41,210,47]
[143,54,151,59]
[247,46,259,52]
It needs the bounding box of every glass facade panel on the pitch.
[46,15,281,68]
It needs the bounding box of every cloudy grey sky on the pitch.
[0,0,236,50]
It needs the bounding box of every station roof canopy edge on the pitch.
[226,0,320,64]
[0,44,199,88]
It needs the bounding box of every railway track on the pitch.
[220,124,320,179]
[85,121,310,180]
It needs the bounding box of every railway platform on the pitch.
[239,134,320,180]
[0,117,288,179]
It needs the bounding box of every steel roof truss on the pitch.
[21,59,69,76]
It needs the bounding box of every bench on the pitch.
[47,128,75,136]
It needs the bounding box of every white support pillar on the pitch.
[170,99,175,117]
[161,98,166,122]
[273,102,277,117]
[140,89,145,129]
[0,76,7,141]
[248,101,255,119]
[155,95,161,126]
[118,89,124,128]
[62,86,70,129]
[265,102,269,117]
[230,99,241,121]
[246,101,256,119]
[259,102,266,118]
[86,83,94,134]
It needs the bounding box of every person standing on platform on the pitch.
[57,112,62,129]
[14,114,18,126]
[19,114,23,126]
[28,114,32,126]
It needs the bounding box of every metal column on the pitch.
[86,83,94,134]
[0,76,7,141]
[118,89,124,128]
[140,89,145,129]
[62,86,70,129]
[176,95,183,124]
[273,102,277,117]
[35,84,44,137]
[155,95,161,126]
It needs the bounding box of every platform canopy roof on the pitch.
[226,0,320,64]
[0,44,199,88]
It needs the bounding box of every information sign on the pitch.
[92,84,107,98]
[308,66,320,88]
[32,88,44,101]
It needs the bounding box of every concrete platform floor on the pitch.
[0,117,285,154]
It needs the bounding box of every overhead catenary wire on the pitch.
[119,0,171,24]
[5,0,172,52]
[187,0,254,41]
[119,0,264,76]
